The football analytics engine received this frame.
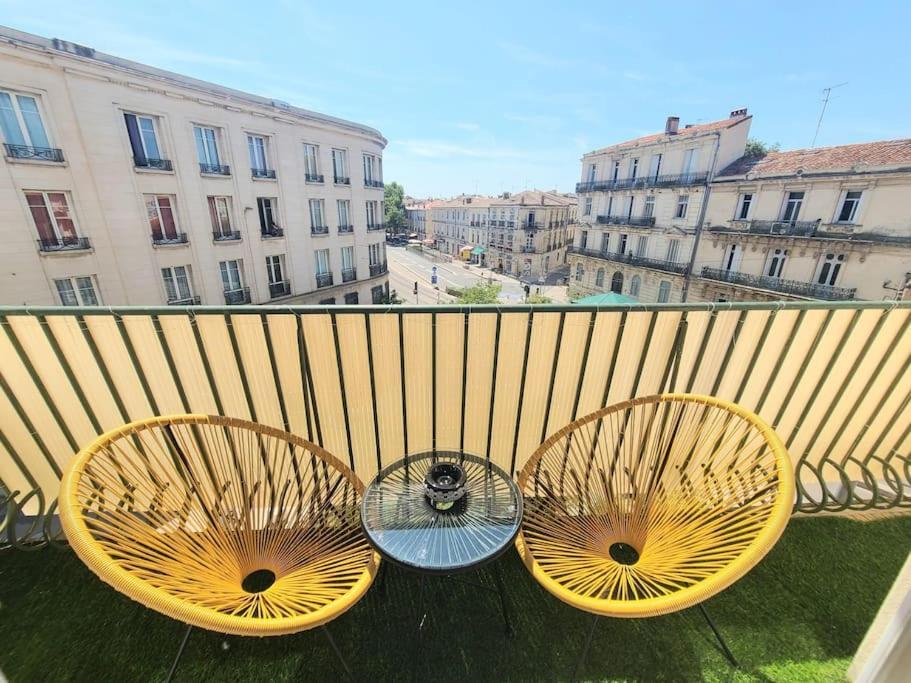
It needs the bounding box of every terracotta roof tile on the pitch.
[589,115,751,156]
[717,139,911,178]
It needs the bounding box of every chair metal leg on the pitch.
[492,562,514,637]
[416,573,428,631]
[571,614,599,683]
[165,624,192,683]
[322,624,352,678]
[698,604,739,668]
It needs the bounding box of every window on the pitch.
[344,291,359,304]
[315,248,330,274]
[675,195,689,219]
[124,113,163,166]
[219,259,244,292]
[207,196,234,238]
[636,235,648,256]
[161,266,194,303]
[736,193,753,220]
[624,196,634,218]
[247,134,269,172]
[618,234,628,255]
[309,199,326,229]
[366,200,380,228]
[580,230,588,248]
[630,275,641,298]
[320,297,336,305]
[766,248,789,278]
[610,272,623,294]
[817,253,845,286]
[600,233,609,253]
[332,148,349,182]
[0,90,51,150]
[587,164,597,182]
[723,244,742,272]
[781,191,804,223]
[146,195,180,242]
[55,276,99,306]
[257,198,280,235]
[611,160,620,182]
[648,153,662,180]
[682,148,698,177]
[369,243,384,265]
[303,144,321,179]
[629,158,639,180]
[266,254,286,285]
[595,268,605,287]
[26,191,79,245]
[606,196,614,217]
[363,153,381,184]
[575,263,584,281]
[657,281,671,303]
[338,199,351,228]
[666,239,680,263]
[371,285,386,304]
[837,191,862,223]
[193,126,222,171]
[341,245,355,277]
[643,195,655,218]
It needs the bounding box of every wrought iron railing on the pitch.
[311,225,329,236]
[152,232,189,246]
[261,227,284,238]
[305,173,324,183]
[134,157,172,171]
[4,143,65,162]
[223,287,251,304]
[576,172,709,193]
[342,267,357,282]
[567,246,687,274]
[723,220,821,237]
[367,223,386,232]
[213,230,241,242]
[520,246,536,253]
[338,224,354,234]
[37,236,91,252]
[334,176,350,185]
[316,272,334,288]
[596,215,657,227]
[251,167,276,179]
[167,295,201,305]
[701,267,857,301]
[365,179,385,189]
[523,223,542,231]
[199,162,230,175]
[369,261,388,276]
[269,281,291,298]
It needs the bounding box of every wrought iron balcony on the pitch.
[261,227,284,239]
[316,273,334,288]
[523,222,542,231]
[575,172,709,193]
[519,245,536,253]
[252,167,276,179]
[37,236,92,252]
[167,295,201,305]
[4,143,64,162]
[365,179,385,189]
[369,261,388,276]
[726,219,821,237]
[342,267,357,283]
[213,230,241,242]
[152,232,189,246]
[567,245,687,274]
[338,224,354,234]
[701,267,857,301]
[367,223,386,232]
[134,157,172,171]
[223,287,251,305]
[334,176,350,185]
[311,225,329,236]
[596,214,657,227]
[269,280,291,299]
[305,173,324,183]
[199,162,230,175]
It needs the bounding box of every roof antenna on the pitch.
[812,82,847,148]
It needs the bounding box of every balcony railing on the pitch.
[4,143,64,162]
[369,261,388,276]
[567,246,687,274]
[316,273,334,288]
[213,230,241,242]
[199,162,230,175]
[223,287,251,305]
[523,223,542,231]
[338,224,354,234]
[365,179,385,189]
[261,226,284,239]
[334,176,350,185]
[269,280,291,299]
[167,295,201,305]
[305,173,324,183]
[367,223,386,232]
[152,232,189,246]
[311,225,329,236]
[726,219,821,237]
[576,172,709,193]
[520,245,536,253]
[342,267,357,283]
[701,267,857,301]
[134,157,172,171]
[37,236,91,252]
[252,167,276,179]
[596,214,657,227]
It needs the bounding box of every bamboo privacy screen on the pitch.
[1,301,909,543]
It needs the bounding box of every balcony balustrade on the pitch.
[305,173,324,183]
[251,167,276,179]
[369,261,388,276]
[727,219,821,237]
[342,267,357,282]
[268,280,291,298]
[4,143,64,162]
[520,245,536,253]
[596,214,657,227]
[338,224,354,234]
[311,225,329,236]
[213,230,241,242]
[701,267,857,300]
[567,245,687,274]
[167,295,201,305]
[152,232,189,246]
[334,176,350,185]
[134,157,172,171]
[365,179,385,189]
[199,162,230,175]
[223,287,251,304]
[316,272,334,288]
[367,223,386,232]
[37,236,91,252]
[261,227,284,239]
[576,172,709,193]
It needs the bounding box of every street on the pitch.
[386,245,568,304]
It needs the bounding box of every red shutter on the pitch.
[158,196,177,238]
[26,193,56,243]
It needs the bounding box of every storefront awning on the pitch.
[471,247,486,255]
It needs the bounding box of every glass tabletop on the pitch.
[360,451,522,573]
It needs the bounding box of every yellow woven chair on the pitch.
[516,394,794,678]
[59,414,378,680]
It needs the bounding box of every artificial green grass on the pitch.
[1,516,909,682]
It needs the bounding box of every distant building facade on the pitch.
[0,27,389,306]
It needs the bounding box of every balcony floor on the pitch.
[1,516,909,682]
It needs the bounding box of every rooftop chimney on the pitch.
[730,107,748,119]
[665,116,680,135]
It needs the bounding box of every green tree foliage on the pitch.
[455,282,501,304]
[384,182,407,233]
[744,139,781,158]
[526,293,552,304]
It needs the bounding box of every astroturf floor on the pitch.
[1,516,909,682]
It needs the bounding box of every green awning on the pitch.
[573,292,638,305]
[471,246,486,255]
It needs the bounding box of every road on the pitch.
[386,246,568,304]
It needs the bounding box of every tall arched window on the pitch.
[610,271,623,293]
[630,275,641,297]
[575,263,584,281]
[658,280,671,303]
[595,268,605,287]
[816,253,845,286]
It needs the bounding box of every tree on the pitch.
[454,282,501,304]
[377,289,404,305]
[384,182,407,233]
[744,138,780,158]
[526,293,552,304]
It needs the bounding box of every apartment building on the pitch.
[430,191,575,280]
[0,27,390,307]
[568,110,751,302]
[405,200,435,240]
[693,140,911,302]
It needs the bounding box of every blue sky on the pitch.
[3,1,909,197]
